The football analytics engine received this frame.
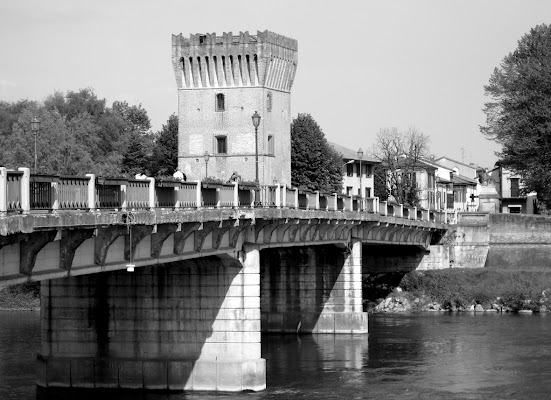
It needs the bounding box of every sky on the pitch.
[1,0,550,169]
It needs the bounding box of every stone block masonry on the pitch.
[37,254,265,391]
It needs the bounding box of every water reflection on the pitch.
[2,312,551,399]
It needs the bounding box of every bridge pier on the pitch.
[37,255,265,391]
[260,241,367,334]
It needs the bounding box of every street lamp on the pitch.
[31,116,40,172]
[357,148,364,198]
[203,151,210,178]
[251,111,261,185]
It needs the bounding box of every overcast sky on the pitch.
[1,0,550,168]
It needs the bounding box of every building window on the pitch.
[199,35,207,44]
[267,92,273,112]
[509,205,521,214]
[216,136,227,154]
[510,178,520,197]
[428,173,435,188]
[346,163,354,177]
[365,188,371,198]
[346,186,353,196]
[215,93,225,112]
[267,135,274,155]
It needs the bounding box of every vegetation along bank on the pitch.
[366,269,551,314]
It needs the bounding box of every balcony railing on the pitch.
[0,167,448,224]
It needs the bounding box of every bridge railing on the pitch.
[0,167,446,224]
[4,169,24,213]
[238,184,254,208]
[58,175,90,210]
[176,181,199,209]
[29,174,57,211]
[126,179,151,209]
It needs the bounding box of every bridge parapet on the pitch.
[0,167,448,224]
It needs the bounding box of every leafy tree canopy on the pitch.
[0,88,155,177]
[481,24,551,203]
[150,114,179,177]
[291,113,343,193]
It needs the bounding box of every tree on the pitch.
[121,132,149,176]
[150,114,179,177]
[0,88,153,176]
[371,127,431,206]
[481,24,551,203]
[291,114,343,192]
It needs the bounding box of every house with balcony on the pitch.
[328,142,379,199]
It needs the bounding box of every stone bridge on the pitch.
[0,167,448,392]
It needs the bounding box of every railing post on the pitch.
[333,193,338,211]
[315,190,320,210]
[121,183,128,211]
[147,177,155,210]
[18,167,30,214]
[281,184,287,208]
[275,184,281,208]
[195,180,202,209]
[294,188,299,209]
[216,188,221,209]
[0,167,7,214]
[232,182,239,208]
[174,183,181,209]
[51,180,59,212]
[86,174,95,211]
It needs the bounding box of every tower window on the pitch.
[268,135,274,155]
[267,92,273,112]
[199,35,207,44]
[216,136,227,154]
[215,93,225,112]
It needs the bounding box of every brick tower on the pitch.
[171,30,298,185]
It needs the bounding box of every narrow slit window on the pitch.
[216,136,227,154]
[268,135,274,155]
[216,93,225,112]
[267,92,273,112]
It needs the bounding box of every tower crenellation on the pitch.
[172,30,298,92]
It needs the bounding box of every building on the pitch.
[425,159,478,212]
[376,156,437,210]
[172,31,298,185]
[488,164,536,214]
[433,156,479,180]
[329,142,379,198]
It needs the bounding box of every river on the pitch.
[1,311,550,399]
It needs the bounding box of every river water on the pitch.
[1,311,550,399]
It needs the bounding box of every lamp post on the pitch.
[203,151,210,178]
[357,148,364,198]
[31,116,40,172]
[251,111,261,185]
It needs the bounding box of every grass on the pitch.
[0,282,40,310]
[399,269,551,311]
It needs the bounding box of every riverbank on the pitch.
[367,269,551,313]
[0,282,40,311]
